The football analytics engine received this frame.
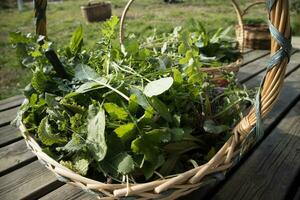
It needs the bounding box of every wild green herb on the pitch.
[12,16,252,183]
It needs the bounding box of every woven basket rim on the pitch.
[81,2,111,9]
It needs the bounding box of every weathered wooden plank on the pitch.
[0,107,19,126]
[0,140,36,176]
[241,50,269,67]
[238,49,298,83]
[245,51,300,88]
[0,95,24,112]
[211,100,300,200]
[0,125,22,148]
[0,161,63,200]
[39,184,97,200]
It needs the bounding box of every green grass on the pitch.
[0,0,299,100]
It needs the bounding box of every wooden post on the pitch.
[17,0,24,11]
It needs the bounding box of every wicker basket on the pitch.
[81,1,112,23]
[232,0,271,50]
[119,0,244,84]
[22,0,291,199]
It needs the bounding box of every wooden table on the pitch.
[0,49,300,200]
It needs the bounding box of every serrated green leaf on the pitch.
[131,137,159,162]
[114,123,136,142]
[130,88,151,110]
[128,94,139,114]
[178,43,187,54]
[73,156,89,176]
[170,128,185,141]
[31,70,48,93]
[37,117,67,146]
[203,120,229,134]
[149,97,172,122]
[75,64,100,81]
[75,81,105,93]
[173,68,183,85]
[87,105,107,161]
[145,128,171,144]
[138,107,154,125]
[112,152,135,174]
[56,136,85,153]
[60,155,90,176]
[141,155,165,180]
[104,103,128,120]
[144,77,173,97]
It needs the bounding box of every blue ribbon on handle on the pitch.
[243,0,292,147]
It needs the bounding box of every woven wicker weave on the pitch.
[20,0,291,199]
[232,0,272,50]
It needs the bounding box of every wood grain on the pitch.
[0,140,36,176]
[241,50,269,67]
[238,49,298,83]
[0,95,24,112]
[0,125,22,148]
[211,101,300,200]
[39,184,97,200]
[0,161,63,200]
[0,107,19,126]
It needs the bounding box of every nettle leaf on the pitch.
[87,104,107,161]
[31,70,48,93]
[170,128,185,141]
[130,88,151,110]
[75,64,100,81]
[150,97,172,122]
[37,117,67,146]
[138,107,154,125]
[114,123,136,142]
[203,120,229,134]
[69,25,83,55]
[75,81,105,93]
[158,55,172,70]
[131,137,159,162]
[173,68,183,85]
[60,154,90,176]
[56,136,85,153]
[178,43,187,54]
[145,128,171,144]
[142,155,165,180]
[73,155,89,176]
[144,77,174,97]
[111,152,135,174]
[128,94,139,114]
[104,103,128,120]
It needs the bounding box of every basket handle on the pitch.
[234,0,291,139]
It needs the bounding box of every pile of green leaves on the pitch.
[12,17,252,183]
[140,19,241,69]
